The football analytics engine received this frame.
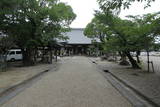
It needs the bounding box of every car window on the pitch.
[16,51,22,54]
[9,51,15,55]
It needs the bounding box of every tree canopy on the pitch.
[84,0,160,69]
[84,10,160,68]
[0,0,76,65]
[0,0,76,48]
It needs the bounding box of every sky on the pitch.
[60,0,160,28]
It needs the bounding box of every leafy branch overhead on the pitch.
[97,0,156,12]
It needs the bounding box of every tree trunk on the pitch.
[33,48,38,64]
[119,52,130,66]
[22,48,35,66]
[118,51,123,61]
[125,51,141,69]
[49,47,53,64]
[55,48,58,62]
[136,51,140,63]
[41,47,45,62]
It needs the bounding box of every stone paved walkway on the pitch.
[2,56,132,107]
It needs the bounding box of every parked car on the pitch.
[6,49,22,61]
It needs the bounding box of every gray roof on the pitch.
[64,28,92,44]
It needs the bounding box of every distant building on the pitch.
[59,28,98,55]
[65,28,92,44]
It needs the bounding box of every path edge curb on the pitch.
[0,67,53,99]
[89,58,160,107]
[107,70,160,107]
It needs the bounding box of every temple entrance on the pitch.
[64,44,91,55]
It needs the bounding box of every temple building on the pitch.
[59,28,98,56]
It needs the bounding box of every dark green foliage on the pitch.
[84,10,160,68]
[0,0,76,65]
[85,0,159,69]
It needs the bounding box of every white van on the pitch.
[6,49,22,61]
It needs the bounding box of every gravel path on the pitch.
[140,56,160,74]
[91,57,160,106]
[2,56,132,107]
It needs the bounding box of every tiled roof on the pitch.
[63,28,92,44]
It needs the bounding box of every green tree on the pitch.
[84,16,114,57]
[85,11,159,69]
[84,17,111,43]
[0,0,76,65]
[96,12,142,68]
[127,13,160,61]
